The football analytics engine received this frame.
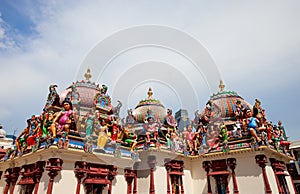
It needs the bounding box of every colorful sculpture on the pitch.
[50,100,75,138]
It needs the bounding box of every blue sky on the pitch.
[0,1,300,141]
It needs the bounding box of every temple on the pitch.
[0,68,298,194]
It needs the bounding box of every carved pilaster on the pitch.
[46,158,63,194]
[202,161,212,194]
[124,168,136,194]
[4,167,21,194]
[255,155,272,194]
[148,156,156,194]
[287,164,299,194]
[107,166,117,194]
[34,161,46,194]
[165,160,184,194]
[74,161,86,194]
[227,158,239,194]
[83,163,117,194]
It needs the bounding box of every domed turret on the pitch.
[59,68,101,114]
[202,80,252,120]
[133,88,167,123]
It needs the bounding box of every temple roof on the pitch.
[134,88,166,123]
[203,80,252,120]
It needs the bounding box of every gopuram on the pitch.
[0,68,296,194]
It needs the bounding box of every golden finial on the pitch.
[219,80,225,92]
[147,87,153,99]
[84,67,92,82]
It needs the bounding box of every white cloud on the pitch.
[0,1,299,140]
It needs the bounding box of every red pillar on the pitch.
[107,166,117,194]
[74,161,86,194]
[148,157,156,194]
[124,169,136,194]
[165,164,171,194]
[133,170,137,194]
[203,161,212,194]
[227,158,239,194]
[8,167,21,194]
[180,176,184,194]
[287,165,299,194]
[3,169,11,194]
[46,158,63,194]
[34,161,46,194]
[149,168,155,194]
[255,155,272,194]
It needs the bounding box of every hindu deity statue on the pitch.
[164,109,177,132]
[96,119,109,149]
[125,109,136,125]
[243,109,261,142]
[85,109,96,137]
[252,99,263,118]
[16,116,41,154]
[144,109,160,142]
[233,99,245,121]
[50,100,75,138]
[44,85,60,111]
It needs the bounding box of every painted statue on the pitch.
[144,110,160,142]
[244,109,261,142]
[97,120,109,149]
[44,85,60,111]
[50,100,75,138]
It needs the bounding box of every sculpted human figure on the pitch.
[97,119,109,149]
[183,124,195,152]
[16,117,40,153]
[253,99,262,118]
[244,109,261,142]
[50,100,75,138]
[144,111,160,142]
[85,109,96,137]
[234,100,245,121]
[123,124,138,152]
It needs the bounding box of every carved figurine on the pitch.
[85,110,96,137]
[44,85,60,111]
[50,100,75,138]
[144,111,160,142]
[97,120,109,149]
[244,109,261,142]
[252,99,262,118]
[233,100,245,121]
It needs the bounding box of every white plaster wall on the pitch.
[112,169,127,194]
[136,171,150,194]
[154,166,167,194]
[37,166,50,194]
[265,165,280,194]
[232,156,264,194]
[286,173,296,194]
[182,160,193,194]
[52,161,77,194]
[0,175,6,193]
[191,160,207,194]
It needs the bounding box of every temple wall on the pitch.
[190,159,207,194]
[182,160,193,194]
[235,156,264,193]
[137,170,150,193]
[0,147,296,194]
[113,168,127,194]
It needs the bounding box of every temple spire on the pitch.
[147,87,153,99]
[219,80,225,92]
[84,67,92,82]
